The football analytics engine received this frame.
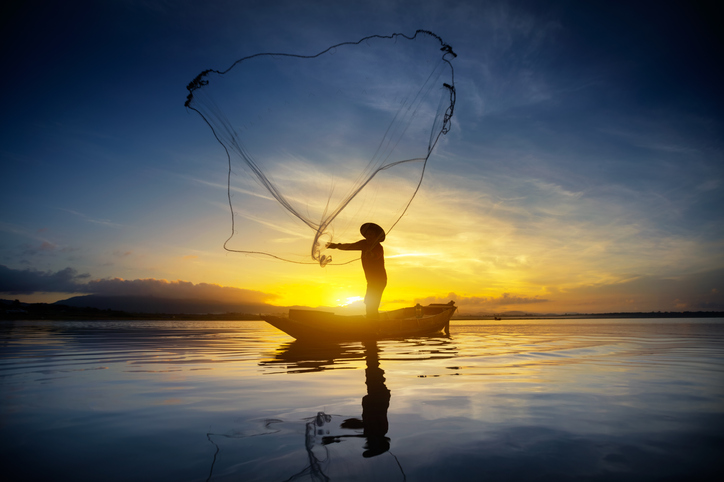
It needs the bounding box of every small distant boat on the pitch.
[263,301,456,341]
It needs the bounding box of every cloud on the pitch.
[0,265,278,304]
[0,265,90,294]
[22,241,58,256]
[19,241,80,259]
[84,278,278,304]
[58,208,124,228]
[416,292,549,312]
[413,268,724,313]
[552,269,724,312]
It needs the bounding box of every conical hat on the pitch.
[360,223,386,242]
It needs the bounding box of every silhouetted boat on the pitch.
[263,302,456,341]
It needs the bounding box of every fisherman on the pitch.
[326,223,387,319]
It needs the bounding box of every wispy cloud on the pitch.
[0,222,54,243]
[58,208,124,228]
[22,241,60,256]
[547,269,724,312]
[390,165,723,295]
[183,174,278,202]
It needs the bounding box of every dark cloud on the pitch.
[0,265,90,294]
[0,265,278,304]
[84,278,278,304]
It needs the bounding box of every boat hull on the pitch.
[263,303,456,341]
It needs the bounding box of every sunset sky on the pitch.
[1,0,722,314]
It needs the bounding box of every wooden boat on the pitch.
[263,301,456,341]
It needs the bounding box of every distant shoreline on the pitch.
[454,312,724,320]
[1,300,722,321]
[0,301,263,321]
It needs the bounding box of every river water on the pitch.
[1,318,723,481]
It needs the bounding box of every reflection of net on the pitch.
[186,30,456,266]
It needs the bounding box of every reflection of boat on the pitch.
[260,336,457,375]
[261,339,363,373]
[263,302,456,341]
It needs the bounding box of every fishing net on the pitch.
[186,30,456,266]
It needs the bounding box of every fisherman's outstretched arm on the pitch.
[327,240,366,250]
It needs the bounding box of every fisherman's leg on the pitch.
[364,281,386,320]
[364,287,380,319]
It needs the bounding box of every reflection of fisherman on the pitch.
[326,223,387,319]
[339,341,391,457]
[277,340,404,482]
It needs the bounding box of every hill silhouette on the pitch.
[54,295,285,315]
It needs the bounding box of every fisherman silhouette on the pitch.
[326,223,387,319]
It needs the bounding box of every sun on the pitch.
[336,296,364,307]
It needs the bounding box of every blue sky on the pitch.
[1,0,722,313]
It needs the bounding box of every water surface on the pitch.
[1,319,723,481]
